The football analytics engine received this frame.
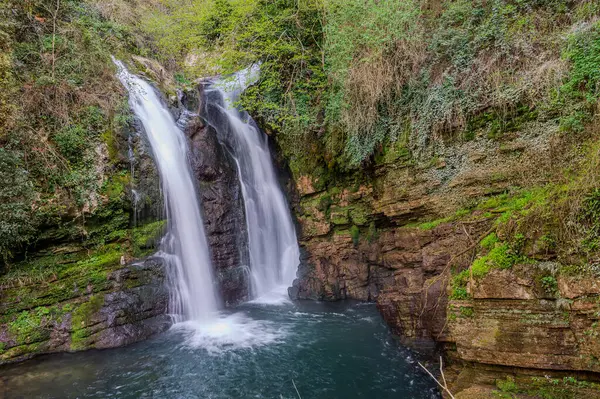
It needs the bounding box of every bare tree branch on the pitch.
[418,356,456,399]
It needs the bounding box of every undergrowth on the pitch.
[0,0,153,263]
[138,0,599,172]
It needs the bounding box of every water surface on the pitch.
[1,302,441,399]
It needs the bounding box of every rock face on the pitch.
[128,117,163,224]
[183,91,250,306]
[287,128,600,395]
[290,218,484,347]
[448,264,600,373]
[0,257,170,365]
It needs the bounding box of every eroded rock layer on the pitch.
[288,129,600,396]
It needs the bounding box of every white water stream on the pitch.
[205,68,300,303]
[114,59,219,322]
[114,60,299,350]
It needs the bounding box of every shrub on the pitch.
[541,275,559,296]
[562,21,600,102]
[54,125,88,163]
[0,149,35,262]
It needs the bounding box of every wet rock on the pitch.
[184,93,250,306]
[0,257,171,365]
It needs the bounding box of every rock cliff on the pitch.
[288,125,600,396]
[184,97,250,306]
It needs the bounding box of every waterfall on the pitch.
[114,59,218,321]
[201,67,300,302]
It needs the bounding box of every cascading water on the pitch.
[201,67,300,302]
[113,59,218,321]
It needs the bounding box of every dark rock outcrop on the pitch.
[182,90,250,306]
[0,257,170,365]
[128,117,163,225]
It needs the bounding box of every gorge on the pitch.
[0,60,442,398]
[2,0,600,398]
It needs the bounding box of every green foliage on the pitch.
[0,0,147,263]
[557,20,600,132]
[324,0,422,165]
[496,376,519,394]
[494,376,600,399]
[142,0,325,134]
[6,306,65,345]
[481,233,500,250]
[138,0,600,172]
[541,275,559,296]
[54,125,88,163]
[472,242,521,277]
[0,149,35,261]
[562,21,600,102]
[581,188,600,250]
[450,269,471,300]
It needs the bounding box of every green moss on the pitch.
[367,221,379,243]
[450,269,471,299]
[330,206,350,225]
[1,342,44,362]
[70,294,105,351]
[375,139,412,165]
[471,242,520,278]
[349,204,370,226]
[480,233,499,250]
[71,295,104,331]
[540,275,559,297]
[132,220,166,256]
[6,306,66,346]
[459,306,475,318]
[101,128,119,163]
[317,194,333,213]
[494,376,600,399]
[0,242,128,316]
[417,208,470,230]
[466,104,539,140]
[477,188,547,215]
[102,171,130,203]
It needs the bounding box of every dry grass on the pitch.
[343,39,426,139]
[85,0,139,26]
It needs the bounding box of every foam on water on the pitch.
[248,285,293,305]
[172,312,288,354]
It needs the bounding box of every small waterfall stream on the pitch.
[114,59,219,321]
[201,68,300,302]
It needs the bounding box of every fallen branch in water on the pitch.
[418,356,456,399]
[292,379,302,399]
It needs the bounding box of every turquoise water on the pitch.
[1,302,441,398]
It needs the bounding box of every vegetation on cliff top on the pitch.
[0,0,160,263]
[138,0,600,173]
[2,0,600,263]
